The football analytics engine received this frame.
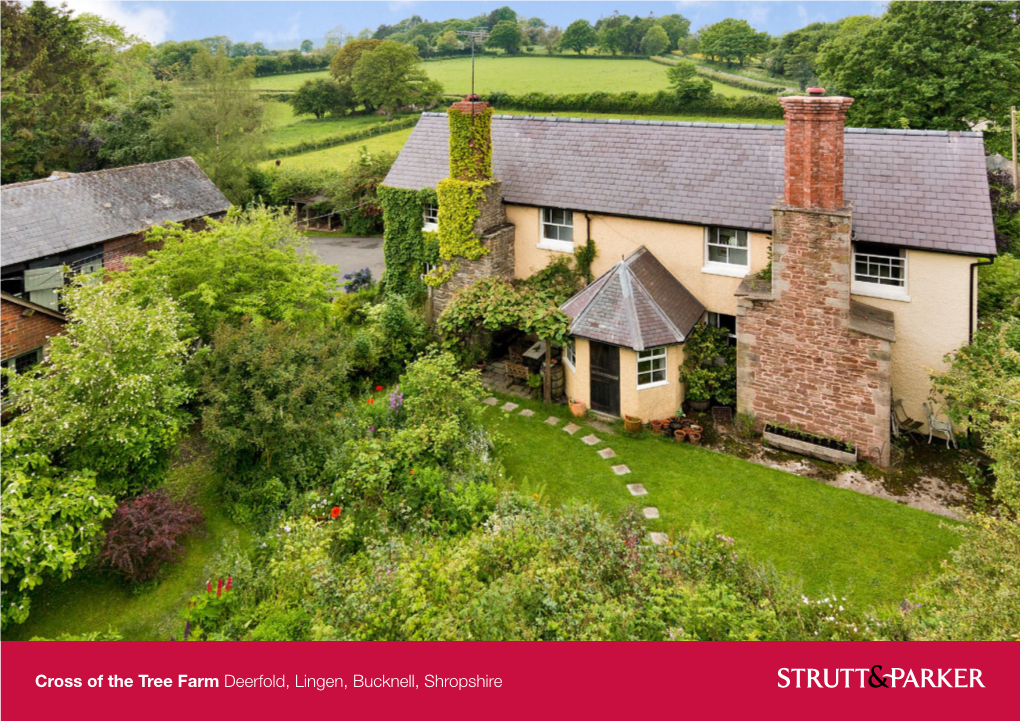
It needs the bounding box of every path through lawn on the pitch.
[482,394,959,610]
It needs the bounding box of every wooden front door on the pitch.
[589,342,620,416]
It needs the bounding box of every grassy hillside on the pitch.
[253,57,755,97]
[262,127,414,171]
[263,101,412,154]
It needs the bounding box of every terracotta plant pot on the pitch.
[674,429,687,443]
[651,419,664,435]
[569,399,586,417]
[689,424,703,434]
[688,431,703,445]
[624,415,643,433]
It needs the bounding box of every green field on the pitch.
[253,56,755,97]
[263,100,412,154]
[481,393,959,609]
[262,127,414,171]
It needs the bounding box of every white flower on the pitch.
[284,525,291,533]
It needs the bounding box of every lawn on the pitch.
[4,453,248,641]
[252,57,755,97]
[262,127,414,171]
[481,393,959,610]
[262,100,414,153]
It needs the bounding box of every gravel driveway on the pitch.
[307,235,385,286]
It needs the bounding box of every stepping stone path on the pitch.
[581,434,601,446]
[483,397,499,406]
[598,448,616,459]
[612,464,631,475]
[648,532,668,546]
[519,409,535,417]
[627,484,647,496]
[501,402,519,412]
[545,416,560,426]
[643,507,659,519]
[563,423,581,435]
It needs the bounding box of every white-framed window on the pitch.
[1,347,43,396]
[637,346,668,389]
[852,242,909,300]
[706,312,737,346]
[563,339,576,370]
[422,203,439,232]
[539,208,574,252]
[703,227,749,276]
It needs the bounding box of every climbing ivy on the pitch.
[378,185,438,298]
[448,105,493,182]
[422,178,493,287]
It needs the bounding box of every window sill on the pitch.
[637,380,669,391]
[852,283,910,303]
[701,264,749,279]
[422,223,438,232]
[538,240,575,253]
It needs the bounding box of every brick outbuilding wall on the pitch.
[1,297,66,361]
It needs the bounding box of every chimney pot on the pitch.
[807,87,825,96]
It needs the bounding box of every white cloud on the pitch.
[52,1,173,44]
[797,4,810,23]
[252,12,302,45]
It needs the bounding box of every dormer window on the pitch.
[539,208,574,252]
[703,227,749,277]
[852,241,909,301]
[422,203,439,231]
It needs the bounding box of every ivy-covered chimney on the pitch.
[448,95,493,182]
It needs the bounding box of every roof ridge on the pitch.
[1,157,199,192]
[628,271,687,344]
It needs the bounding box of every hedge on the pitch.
[264,115,420,160]
[483,90,784,119]
[650,56,788,95]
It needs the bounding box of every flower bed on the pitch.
[763,424,858,465]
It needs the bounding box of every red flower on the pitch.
[206,580,212,594]
[226,576,233,592]
[331,507,341,519]
[410,469,415,475]
[367,398,375,404]
[375,385,383,391]
[217,577,224,598]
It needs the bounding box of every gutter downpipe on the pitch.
[969,259,994,343]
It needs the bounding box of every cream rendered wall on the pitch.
[508,205,771,318]
[564,338,685,421]
[851,249,973,429]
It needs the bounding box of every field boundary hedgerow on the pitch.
[651,55,791,94]
[263,114,419,160]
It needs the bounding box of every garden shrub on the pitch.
[680,323,737,405]
[484,89,784,119]
[99,490,204,583]
[2,278,192,496]
[378,185,438,298]
[123,206,340,340]
[197,319,352,520]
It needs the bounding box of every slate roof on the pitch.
[561,246,706,350]
[385,113,996,257]
[1,157,230,267]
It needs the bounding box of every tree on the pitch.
[560,19,597,55]
[2,279,193,497]
[1,0,111,183]
[329,38,383,108]
[300,39,314,53]
[667,60,713,102]
[697,18,771,66]
[351,40,444,121]
[436,30,462,54]
[817,2,1020,131]
[657,14,691,50]
[291,77,349,119]
[487,6,517,28]
[640,25,670,57]
[155,51,265,202]
[766,21,840,88]
[150,39,206,78]
[411,35,431,58]
[486,20,523,54]
[199,35,231,54]
[544,26,563,55]
[86,87,183,169]
[122,206,341,341]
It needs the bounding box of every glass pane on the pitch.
[560,225,573,242]
[542,208,552,223]
[708,245,728,263]
[561,210,574,225]
[729,248,748,266]
[652,369,666,383]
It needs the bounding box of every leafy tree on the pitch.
[657,14,691,50]
[1,0,111,183]
[300,39,314,53]
[149,39,206,79]
[766,21,840,89]
[0,450,115,628]
[229,41,253,58]
[978,254,1020,322]
[351,40,444,121]
[640,25,670,57]
[290,77,349,119]
[666,60,713,102]
[817,2,1020,130]
[988,169,1020,255]
[436,30,462,54]
[411,35,431,58]
[487,6,518,28]
[697,18,771,66]
[560,19,597,55]
[155,51,265,202]
[122,206,341,340]
[2,279,193,497]
[329,38,383,109]
[544,26,563,55]
[86,87,183,169]
[485,20,524,54]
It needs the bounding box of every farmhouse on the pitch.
[382,92,996,465]
[0,157,229,374]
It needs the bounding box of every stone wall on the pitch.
[1,297,65,361]
[430,180,516,318]
[736,205,892,465]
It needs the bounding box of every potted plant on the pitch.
[569,397,586,417]
[624,414,643,433]
[526,373,544,398]
[683,367,714,412]
[688,431,703,446]
[674,428,687,443]
[651,419,664,435]
[680,324,736,412]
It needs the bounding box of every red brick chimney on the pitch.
[779,88,854,210]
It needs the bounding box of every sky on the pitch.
[53,1,888,47]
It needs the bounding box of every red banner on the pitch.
[2,641,1016,719]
